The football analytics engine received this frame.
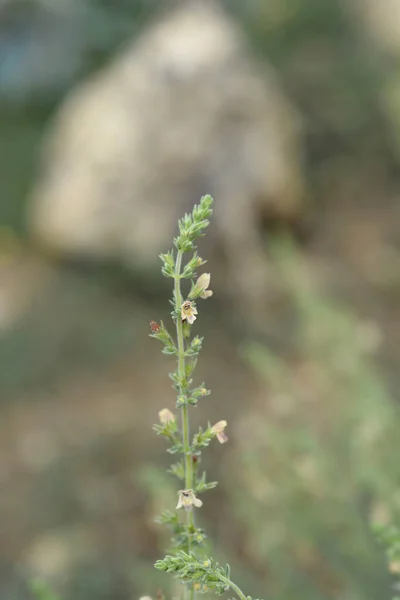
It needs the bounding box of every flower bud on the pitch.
[158,408,175,424]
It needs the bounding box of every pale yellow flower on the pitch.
[197,273,213,299]
[211,420,228,444]
[190,273,213,300]
[176,489,203,510]
[181,300,198,324]
[158,408,175,424]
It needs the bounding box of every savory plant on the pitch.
[150,195,262,600]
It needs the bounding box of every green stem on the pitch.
[174,250,195,598]
[218,575,249,600]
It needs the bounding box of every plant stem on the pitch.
[218,575,249,600]
[174,250,195,597]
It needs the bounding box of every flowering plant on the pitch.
[150,195,262,600]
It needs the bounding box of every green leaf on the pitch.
[168,460,185,480]
[192,425,214,451]
[166,442,184,455]
[153,417,178,441]
[186,336,204,357]
[162,345,178,355]
[195,471,218,493]
[185,359,197,378]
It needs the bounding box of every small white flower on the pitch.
[211,420,228,444]
[158,408,175,424]
[176,489,203,510]
[181,300,198,324]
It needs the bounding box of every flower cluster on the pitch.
[155,552,231,596]
[155,552,262,600]
[149,195,261,600]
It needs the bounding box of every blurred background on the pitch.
[0,0,400,598]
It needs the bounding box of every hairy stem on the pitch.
[174,250,195,598]
[218,575,249,600]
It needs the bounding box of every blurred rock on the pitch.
[348,0,400,56]
[347,1,400,165]
[28,0,304,313]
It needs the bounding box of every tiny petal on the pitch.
[211,420,227,432]
[211,420,228,444]
[193,496,203,508]
[158,408,175,424]
[197,273,211,290]
[216,431,228,444]
[200,289,213,299]
[181,300,197,324]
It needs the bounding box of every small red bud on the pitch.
[150,320,161,333]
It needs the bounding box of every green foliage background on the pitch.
[0,1,399,600]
